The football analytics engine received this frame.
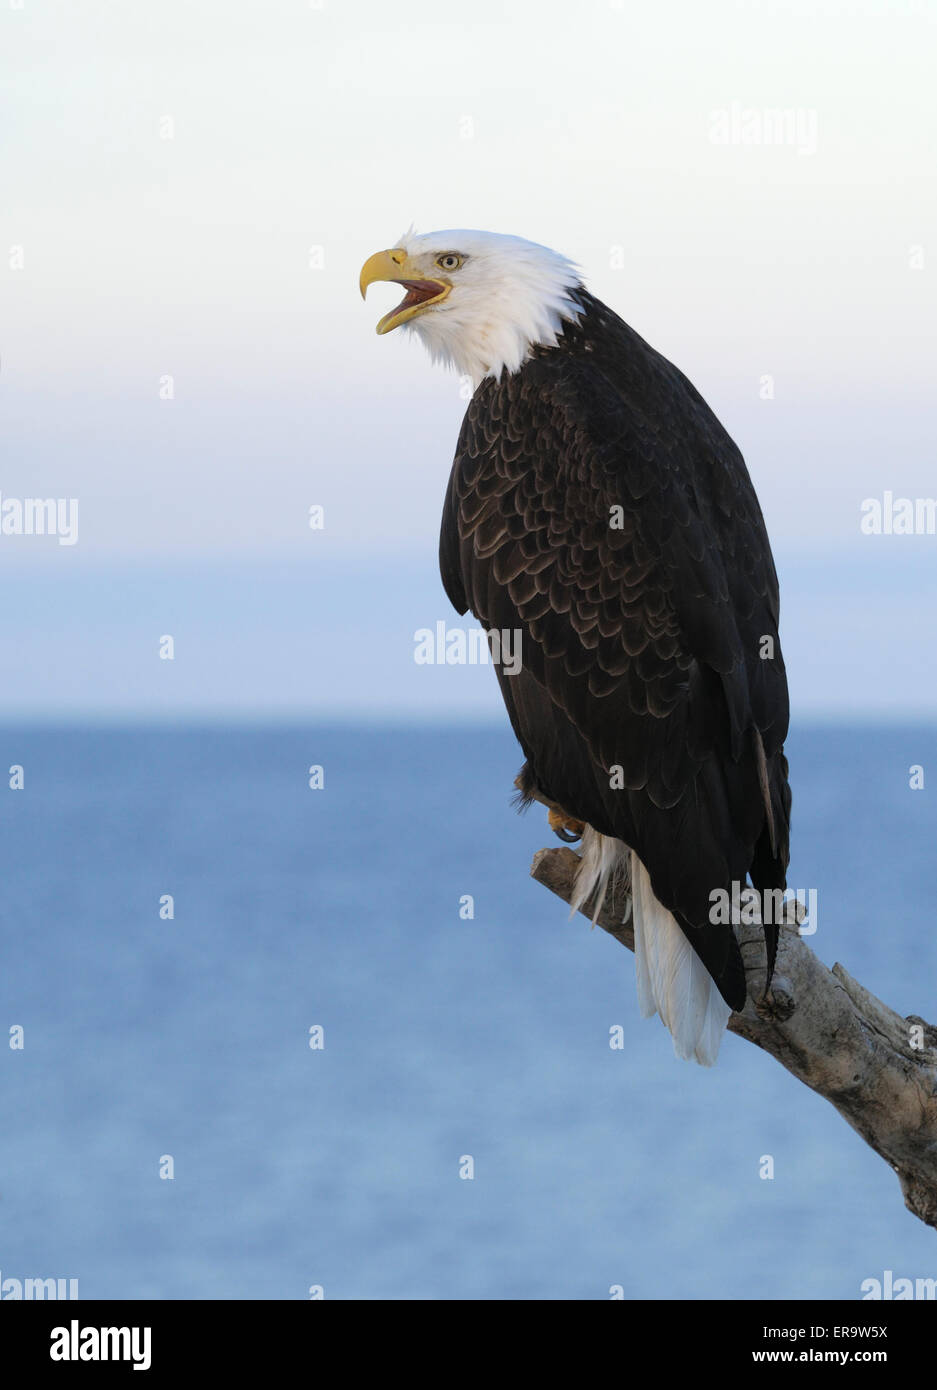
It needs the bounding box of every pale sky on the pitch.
[1,0,935,717]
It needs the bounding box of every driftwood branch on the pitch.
[532,844,937,1232]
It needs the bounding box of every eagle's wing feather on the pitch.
[439,313,790,1007]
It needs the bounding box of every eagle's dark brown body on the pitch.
[439,290,791,1010]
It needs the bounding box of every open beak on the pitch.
[359,248,451,334]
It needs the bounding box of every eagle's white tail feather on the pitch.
[571,829,731,1066]
[569,826,630,925]
[630,853,730,1066]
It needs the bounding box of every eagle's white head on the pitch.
[359,228,583,384]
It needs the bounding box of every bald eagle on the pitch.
[361,229,791,1065]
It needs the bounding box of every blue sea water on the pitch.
[0,723,935,1301]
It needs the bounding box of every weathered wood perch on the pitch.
[532,844,937,1232]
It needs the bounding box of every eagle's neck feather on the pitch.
[400,231,585,385]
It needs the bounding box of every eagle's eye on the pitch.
[435,253,463,272]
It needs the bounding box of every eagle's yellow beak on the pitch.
[359,248,451,335]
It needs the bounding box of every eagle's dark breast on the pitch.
[438,290,791,1010]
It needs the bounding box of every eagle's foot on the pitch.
[548,807,585,843]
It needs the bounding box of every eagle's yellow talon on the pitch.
[548,808,585,843]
